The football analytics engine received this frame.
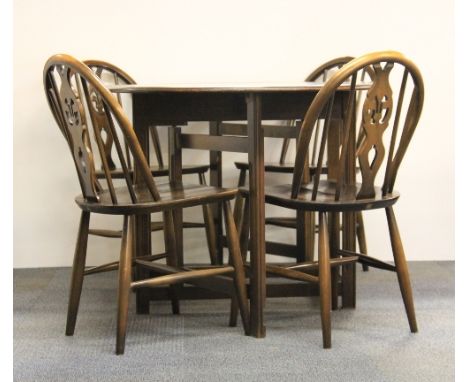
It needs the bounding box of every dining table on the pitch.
[109,82,358,338]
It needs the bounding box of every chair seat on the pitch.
[240,180,399,212]
[96,164,210,179]
[234,161,327,175]
[76,182,237,215]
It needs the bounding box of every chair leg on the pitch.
[233,169,247,229]
[231,186,247,326]
[66,211,91,336]
[116,215,134,355]
[385,207,418,333]
[229,197,250,327]
[356,212,369,272]
[319,212,332,348]
[163,210,180,315]
[223,200,250,335]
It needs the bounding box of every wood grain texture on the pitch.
[246,93,266,338]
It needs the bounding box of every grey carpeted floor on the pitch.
[14,262,454,382]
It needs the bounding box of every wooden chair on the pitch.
[226,57,370,271]
[82,60,218,270]
[43,54,249,355]
[238,51,423,348]
[227,57,370,328]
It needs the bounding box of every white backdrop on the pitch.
[13,0,454,267]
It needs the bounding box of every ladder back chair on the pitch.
[83,60,218,269]
[238,51,423,348]
[44,54,249,355]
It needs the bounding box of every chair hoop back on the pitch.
[305,56,355,82]
[43,54,160,203]
[291,51,424,200]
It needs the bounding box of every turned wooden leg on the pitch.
[200,171,218,265]
[386,207,418,333]
[319,212,332,348]
[356,212,369,272]
[163,210,180,315]
[224,200,250,335]
[233,169,247,230]
[116,215,134,355]
[229,196,250,327]
[66,211,91,336]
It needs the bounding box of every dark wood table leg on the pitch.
[341,102,357,308]
[326,107,357,309]
[168,126,184,264]
[296,122,314,263]
[246,93,266,338]
[135,216,151,314]
[168,126,184,314]
[208,121,224,265]
[327,118,341,310]
[329,212,340,310]
[133,94,151,314]
[341,212,356,308]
